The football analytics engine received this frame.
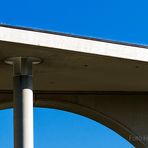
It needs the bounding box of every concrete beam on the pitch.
[0,25,148,62]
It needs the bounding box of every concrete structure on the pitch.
[0,25,148,147]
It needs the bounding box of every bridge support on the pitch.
[5,57,41,148]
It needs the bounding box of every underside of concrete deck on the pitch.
[0,25,148,148]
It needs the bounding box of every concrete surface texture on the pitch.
[0,25,148,147]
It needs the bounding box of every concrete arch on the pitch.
[1,91,148,148]
[34,98,144,148]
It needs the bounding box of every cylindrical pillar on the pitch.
[13,58,34,148]
[5,57,41,148]
[13,75,33,148]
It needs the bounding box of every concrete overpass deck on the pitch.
[0,25,148,147]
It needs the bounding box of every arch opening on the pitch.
[0,91,147,148]
[35,99,142,147]
[0,108,134,148]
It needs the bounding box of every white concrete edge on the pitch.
[0,26,148,62]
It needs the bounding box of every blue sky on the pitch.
[1,108,133,148]
[1,0,148,147]
[0,0,148,45]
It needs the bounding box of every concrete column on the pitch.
[5,57,41,148]
[13,75,33,148]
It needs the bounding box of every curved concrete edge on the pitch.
[34,100,146,148]
[0,92,147,148]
